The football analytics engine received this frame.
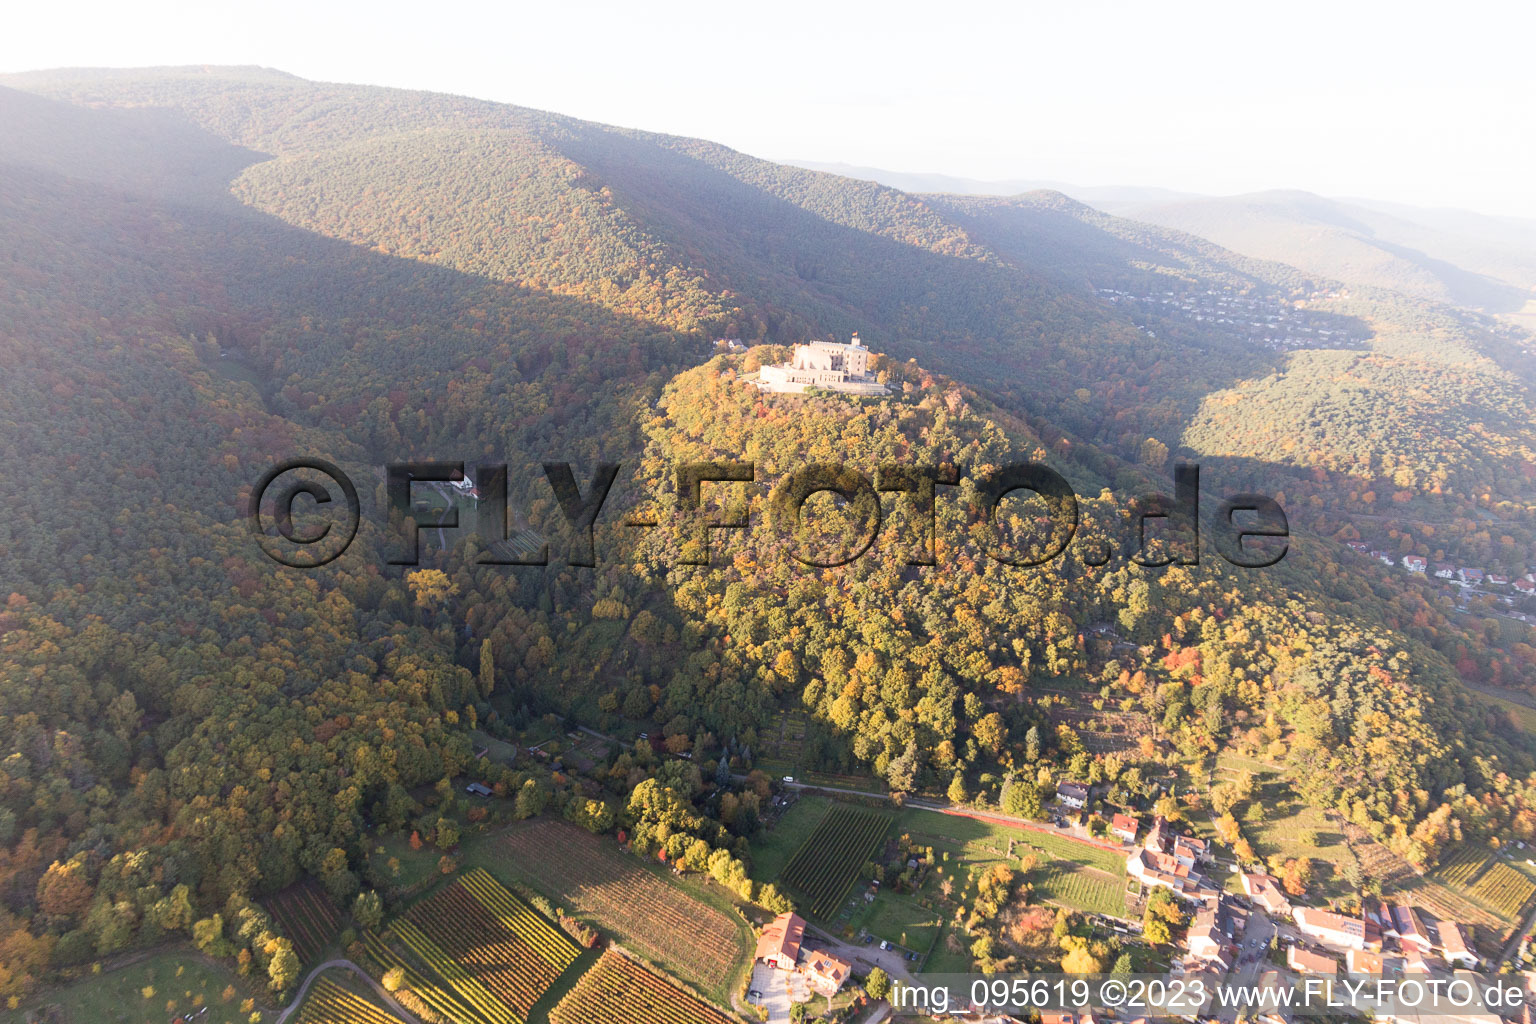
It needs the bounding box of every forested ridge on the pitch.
[1,66,1536,1003]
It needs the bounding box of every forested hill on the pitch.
[3,66,1536,1003]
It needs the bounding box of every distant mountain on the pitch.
[784,160,1198,206]
[1104,189,1536,316]
[789,161,1536,320]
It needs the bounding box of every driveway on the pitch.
[750,962,792,1024]
[807,928,916,985]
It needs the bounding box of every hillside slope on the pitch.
[2,66,1536,1001]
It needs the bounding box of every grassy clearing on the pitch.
[366,831,446,893]
[898,808,1123,876]
[1236,780,1352,895]
[1,948,269,1024]
[750,795,831,881]
[1483,693,1536,734]
[851,892,944,950]
[894,807,1128,923]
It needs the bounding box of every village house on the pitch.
[1288,945,1340,976]
[1187,898,1243,968]
[1436,921,1477,969]
[1110,813,1138,843]
[1144,815,1172,852]
[1294,907,1368,951]
[1347,948,1388,976]
[1056,780,1090,810]
[1127,847,1211,900]
[755,911,805,971]
[1240,871,1292,916]
[1390,904,1433,954]
[1402,555,1427,573]
[799,949,851,997]
[755,334,889,395]
[1170,833,1211,868]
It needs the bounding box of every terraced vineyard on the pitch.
[1036,864,1126,918]
[1465,861,1536,918]
[362,869,581,1024]
[549,951,739,1024]
[1431,846,1536,918]
[400,872,579,1021]
[363,930,504,1024]
[296,975,408,1024]
[268,881,342,964]
[778,803,891,917]
[1401,844,1536,945]
[1435,847,1492,888]
[485,821,746,993]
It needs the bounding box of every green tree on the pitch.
[352,890,384,931]
[267,942,301,994]
[479,639,496,699]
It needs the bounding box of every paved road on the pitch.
[1215,910,1276,1024]
[274,959,422,1024]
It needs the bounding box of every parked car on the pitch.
[879,940,890,950]
[864,934,874,945]
[782,775,795,783]
[748,989,761,999]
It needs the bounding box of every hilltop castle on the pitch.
[755,333,889,395]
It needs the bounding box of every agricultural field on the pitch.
[267,880,343,964]
[549,951,739,1024]
[1035,863,1126,917]
[0,948,268,1024]
[1431,846,1536,920]
[778,803,893,918]
[756,709,809,776]
[295,973,409,1024]
[470,820,748,997]
[389,869,580,1022]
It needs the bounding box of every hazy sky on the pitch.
[7,0,1535,218]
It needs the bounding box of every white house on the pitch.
[1295,907,1367,951]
